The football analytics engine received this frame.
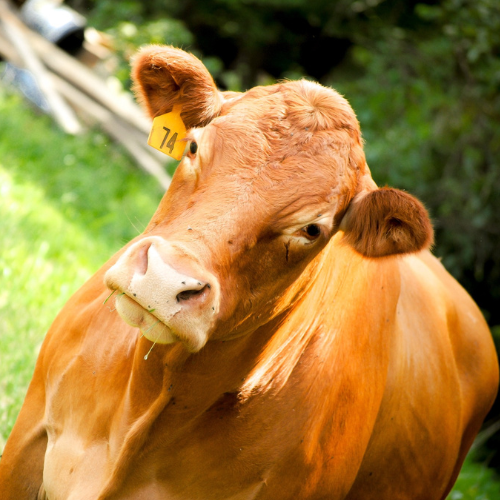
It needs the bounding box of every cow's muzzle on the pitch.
[104,236,220,352]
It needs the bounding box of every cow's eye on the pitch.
[189,141,198,155]
[301,224,321,241]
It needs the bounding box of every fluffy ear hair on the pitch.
[131,45,223,128]
[341,188,433,257]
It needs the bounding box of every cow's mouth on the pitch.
[114,292,178,345]
[111,290,214,352]
[103,237,221,352]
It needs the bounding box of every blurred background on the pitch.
[0,0,499,497]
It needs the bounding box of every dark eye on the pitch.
[189,141,198,155]
[302,224,321,241]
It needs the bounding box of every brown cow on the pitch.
[0,46,498,500]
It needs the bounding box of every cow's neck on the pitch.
[100,313,283,498]
[120,313,284,423]
[116,235,400,428]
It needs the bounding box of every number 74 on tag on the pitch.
[148,104,187,161]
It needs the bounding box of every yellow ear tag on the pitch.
[148,104,187,160]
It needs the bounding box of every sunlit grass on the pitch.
[0,87,163,451]
[0,166,101,444]
[449,454,500,500]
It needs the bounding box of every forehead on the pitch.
[197,81,361,212]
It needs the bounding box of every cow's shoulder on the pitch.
[411,251,498,400]
[394,250,498,436]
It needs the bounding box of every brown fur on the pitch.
[132,45,223,127]
[342,187,434,257]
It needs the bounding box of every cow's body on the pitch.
[1,46,497,500]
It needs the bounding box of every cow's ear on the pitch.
[340,187,433,257]
[131,45,223,128]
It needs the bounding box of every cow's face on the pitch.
[104,46,433,352]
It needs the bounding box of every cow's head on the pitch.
[104,46,433,352]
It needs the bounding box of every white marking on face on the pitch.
[105,237,218,352]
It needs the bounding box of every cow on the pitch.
[0,45,498,500]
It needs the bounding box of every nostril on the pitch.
[176,284,209,303]
[134,241,153,276]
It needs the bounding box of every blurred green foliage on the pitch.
[449,454,500,500]
[0,88,163,451]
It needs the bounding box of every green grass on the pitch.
[449,454,500,500]
[0,86,498,499]
[0,87,163,451]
